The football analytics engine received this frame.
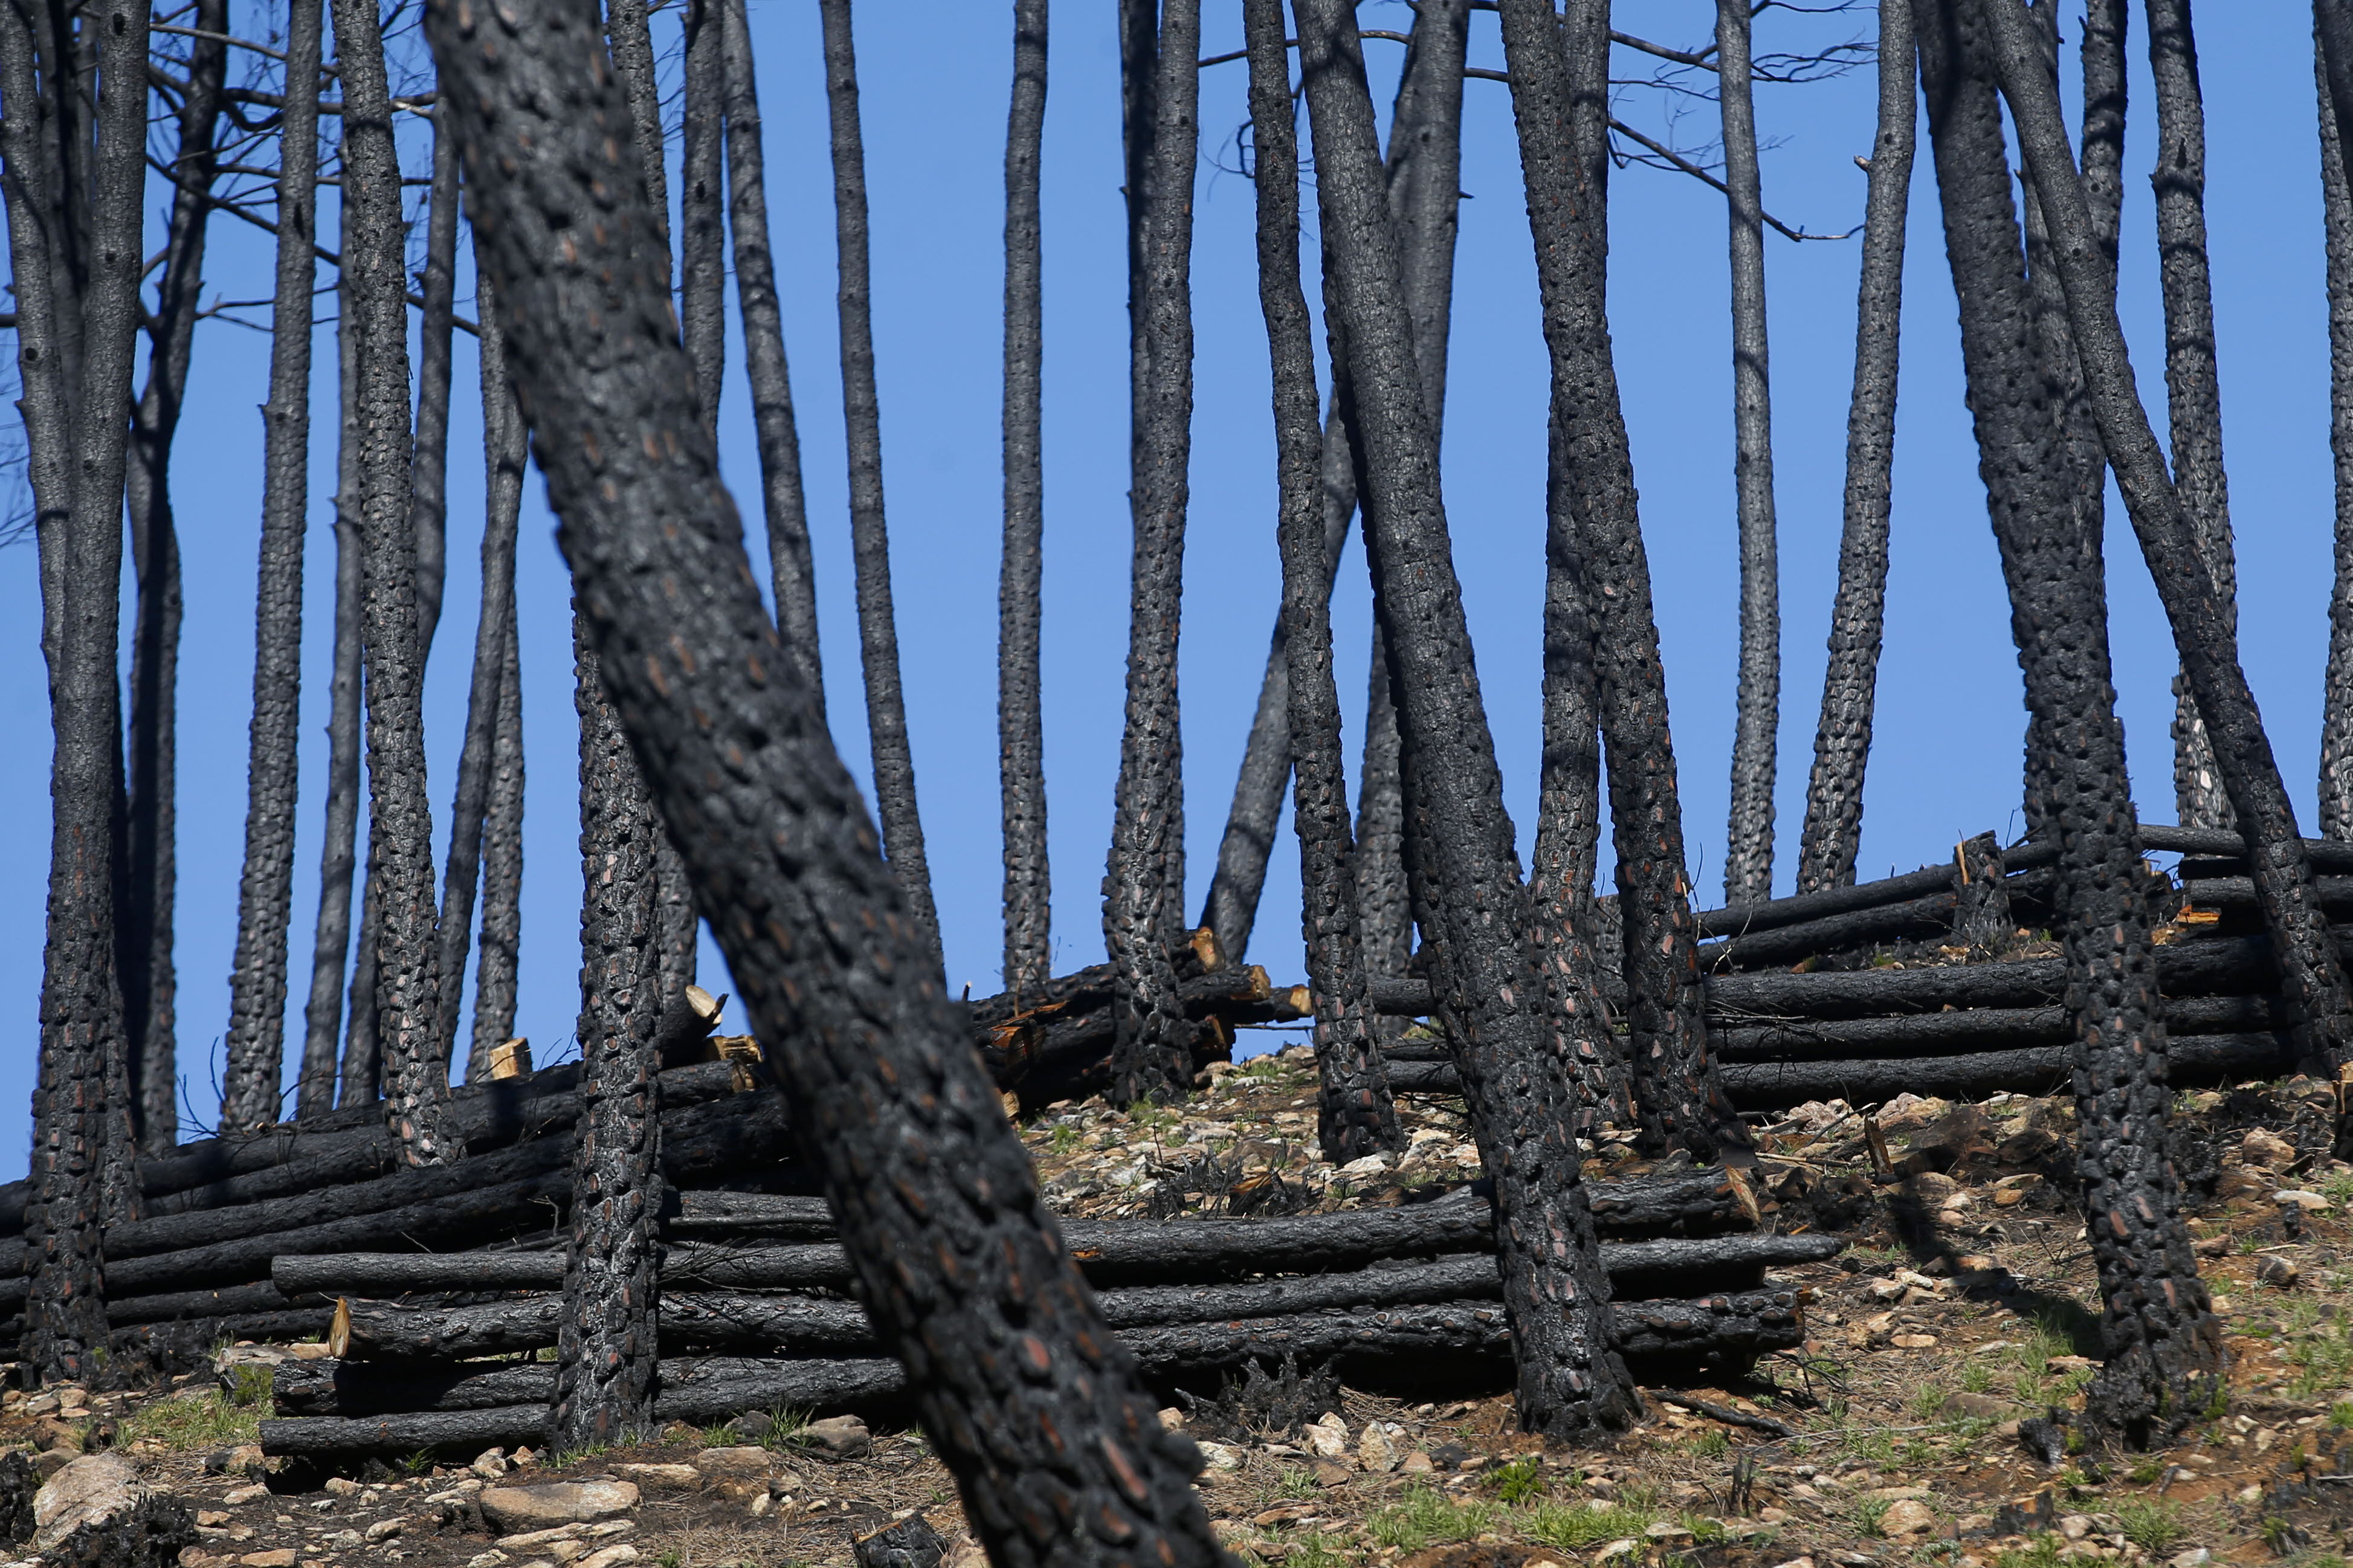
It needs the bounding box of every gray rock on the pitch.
[854,1516,944,1568]
[34,1453,143,1551]
[800,1416,871,1460]
[688,1449,769,1480]
[728,1413,774,1441]
[479,1482,640,1534]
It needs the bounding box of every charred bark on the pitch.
[999,0,1052,997]
[424,0,1231,1555]
[1300,0,1638,1441]
[2326,15,2353,842]
[224,0,324,1134]
[1796,0,1914,894]
[680,0,725,440]
[1497,0,1749,1169]
[410,112,460,662]
[1245,0,1401,1162]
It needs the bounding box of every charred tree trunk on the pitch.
[1497,0,1751,1168]
[680,0,725,441]
[1923,0,2225,1447]
[123,0,229,1151]
[1106,0,1202,1106]
[2006,0,2353,1091]
[2082,0,2128,260]
[1202,0,1469,962]
[719,0,824,714]
[1796,0,1914,894]
[551,632,665,1447]
[225,0,324,1134]
[999,0,1051,998]
[304,289,367,1119]
[410,112,460,663]
[1244,0,1401,1163]
[10,0,151,1381]
[424,0,1229,1553]
[2322,14,2353,842]
[1717,0,1780,907]
[337,0,450,1162]
[1299,0,1639,1442]
[464,287,530,1085]
[431,274,523,1075]
[2146,0,2236,833]
[819,0,943,977]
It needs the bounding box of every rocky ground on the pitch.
[9,1040,2353,1568]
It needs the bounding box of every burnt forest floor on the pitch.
[16,1036,2353,1568]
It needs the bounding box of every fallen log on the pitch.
[1709,992,2292,1062]
[2138,825,2353,872]
[1384,1031,2292,1107]
[2180,876,2353,912]
[667,1166,1748,1243]
[273,1251,567,1298]
[257,1405,555,1457]
[1701,891,1960,971]
[663,1229,1844,1292]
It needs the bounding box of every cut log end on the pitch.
[1189,927,1225,973]
[328,1297,353,1361]
[487,1039,531,1080]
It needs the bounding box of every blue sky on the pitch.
[0,1,2339,1171]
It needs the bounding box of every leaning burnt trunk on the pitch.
[550,632,665,1448]
[410,112,460,664]
[1795,0,1915,894]
[225,0,325,1133]
[1716,0,1781,908]
[336,0,449,1162]
[1922,0,2223,1447]
[2323,18,2353,842]
[424,0,1228,1555]
[1298,0,1639,1442]
[999,0,1052,998]
[1497,0,1750,1168]
[1244,0,1401,1163]
[2146,0,2237,833]
[1106,0,1204,1106]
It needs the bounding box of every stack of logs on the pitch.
[258,1167,1842,1455]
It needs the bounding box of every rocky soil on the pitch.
[7,1042,2353,1568]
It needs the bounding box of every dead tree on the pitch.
[1999,0,2353,1091]
[1298,0,1639,1441]
[719,0,824,713]
[1000,0,1052,998]
[226,0,327,1132]
[1201,0,1470,963]
[2146,0,2236,831]
[4,0,152,1381]
[335,0,450,1163]
[1106,0,1203,1105]
[681,0,726,440]
[423,0,1229,1552]
[1244,0,1401,1163]
[1717,0,1781,907]
[819,0,944,978]
[410,114,460,662]
[1923,0,2224,1445]
[1497,0,1751,1167]
[2322,13,2353,841]
[1796,0,1916,894]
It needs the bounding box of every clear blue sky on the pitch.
[0,1,2338,1172]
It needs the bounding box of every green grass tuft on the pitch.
[2114,1499,2186,1555]
[1520,1501,1657,1552]
[120,1389,262,1452]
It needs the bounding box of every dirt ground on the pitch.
[15,1041,2353,1568]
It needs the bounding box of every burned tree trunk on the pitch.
[1202,0,1469,963]
[1796,0,1914,894]
[999,0,1052,998]
[720,0,824,715]
[1497,0,1750,1168]
[1106,0,1202,1106]
[1717,0,1781,908]
[2147,0,2236,833]
[2005,0,2353,1091]
[550,631,665,1448]
[1298,0,1639,1441]
[425,0,1228,1554]
[1244,0,1401,1162]
[2323,16,2353,843]
[680,0,726,441]
[1922,0,2225,1447]
[7,0,151,1381]
[226,0,325,1134]
[337,0,450,1162]
[410,113,460,663]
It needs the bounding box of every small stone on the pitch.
[1766,1558,1814,1568]
[728,1412,775,1442]
[854,1515,946,1568]
[2274,1189,2331,1211]
[2258,1256,2301,1288]
[1157,1408,1185,1432]
[575,1546,639,1568]
[1309,1460,1351,1487]
[179,1551,214,1568]
[1945,1392,2009,1420]
[800,1415,872,1460]
[224,1485,270,1507]
[2164,1552,2210,1568]
[2242,1129,2297,1170]
[365,1519,405,1542]
[690,1448,770,1480]
[498,1524,587,1549]
[196,1511,231,1528]
[479,1481,640,1534]
[241,1553,299,1568]
[1337,1154,1389,1178]
[2235,1485,2262,1505]
[1399,1453,1435,1475]
[1357,1425,1399,1475]
[1881,1500,1937,1537]
[227,1445,265,1478]
[1891,1333,1939,1350]
[325,1479,361,1498]
[1645,1523,1695,1544]
[747,1493,773,1520]
[33,1452,146,1552]
[468,1554,511,1568]
[1303,1415,1350,1460]
[2058,1517,2094,1540]
[609,1465,699,1490]
[1994,1188,2028,1208]
[1867,1488,1928,1502]
[1195,1442,1241,1473]
[1593,1540,1642,1563]
[473,1450,512,1480]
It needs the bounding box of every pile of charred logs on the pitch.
[257,1166,1840,1455]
